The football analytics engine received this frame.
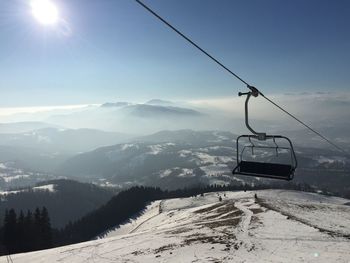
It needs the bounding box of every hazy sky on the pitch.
[0,0,349,107]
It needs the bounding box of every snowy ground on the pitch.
[0,184,56,196]
[2,190,350,262]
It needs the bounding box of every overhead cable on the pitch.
[134,0,348,154]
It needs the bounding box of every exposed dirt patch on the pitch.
[201,218,241,229]
[250,215,262,225]
[131,250,145,256]
[206,257,225,263]
[216,202,236,214]
[220,209,244,220]
[203,202,241,221]
[249,208,264,214]
[204,214,224,221]
[296,204,319,210]
[184,235,226,245]
[194,202,226,214]
[249,215,263,231]
[248,244,256,252]
[154,244,177,254]
[168,227,191,235]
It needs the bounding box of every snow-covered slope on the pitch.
[0,183,56,196]
[3,190,350,262]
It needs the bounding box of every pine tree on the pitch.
[17,210,25,252]
[33,207,41,250]
[40,207,52,248]
[24,210,34,251]
[3,209,17,254]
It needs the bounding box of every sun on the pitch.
[30,0,59,26]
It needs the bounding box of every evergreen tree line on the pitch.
[0,179,114,228]
[0,207,52,255]
[0,182,316,255]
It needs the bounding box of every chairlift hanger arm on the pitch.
[238,88,266,140]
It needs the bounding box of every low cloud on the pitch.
[0,92,349,136]
[188,91,350,121]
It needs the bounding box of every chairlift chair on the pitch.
[232,87,297,180]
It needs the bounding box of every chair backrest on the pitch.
[232,135,297,181]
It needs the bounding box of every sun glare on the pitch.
[30,0,59,25]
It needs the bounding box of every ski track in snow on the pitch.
[233,198,254,253]
[2,190,350,262]
[129,200,163,234]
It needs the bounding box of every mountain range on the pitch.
[45,101,208,134]
[56,130,350,195]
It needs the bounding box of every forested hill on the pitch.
[0,179,114,228]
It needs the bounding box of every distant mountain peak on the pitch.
[127,104,203,118]
[100,102,130,108]
[145,99,173,106]
[0,121,61,134]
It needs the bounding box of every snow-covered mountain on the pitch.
[57,130,238,189]
[1,128,349,194]
[0,161,56,189]
[45,102,209,133]
[0,127,131,154]
[0,127,133,175]
[57,130,350,194]
[0,122,60,134]
[4,190,349,262]
[145,99,174,106]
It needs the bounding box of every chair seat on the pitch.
[234,161,293,180]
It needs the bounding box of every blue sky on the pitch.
[0,0,349,106]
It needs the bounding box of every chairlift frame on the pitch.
[232,87,298,180]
